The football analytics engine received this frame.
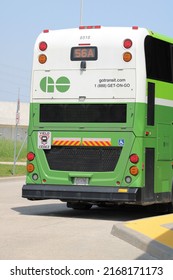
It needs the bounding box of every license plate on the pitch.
[74,177,89,185]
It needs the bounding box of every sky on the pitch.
[1,0,173,103]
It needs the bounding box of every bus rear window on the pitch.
[71,47,98,61]
[145,36,173,83]
[40,104,126,123]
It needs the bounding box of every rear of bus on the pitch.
[22,26,149,208]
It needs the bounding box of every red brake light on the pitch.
[123,39,132,49]
[27,152,35,161]
[79,25,101,29]
[39,41,47,51]
[129,154,139,164]
[132,26,138,30]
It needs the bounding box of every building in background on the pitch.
[0,102,29,141]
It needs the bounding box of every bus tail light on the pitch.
[38,54,47,64]
[129,154,139,164]
[32,173,38,181]
[39,41,47,51]
[125,176,132,184]
[27,152,35,161]
[132,26,138,30]
[129,166,139,176]
[123,39,132,49]
[27,163,35,173]
[79,25,101,29]
[123,52,132,62]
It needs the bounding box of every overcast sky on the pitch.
[1,0,173,103]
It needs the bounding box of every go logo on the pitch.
[40,76,70,93]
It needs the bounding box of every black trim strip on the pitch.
[147,82,155,126]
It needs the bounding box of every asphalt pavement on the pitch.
[1,174,173,259]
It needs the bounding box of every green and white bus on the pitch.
[22,26,173,211]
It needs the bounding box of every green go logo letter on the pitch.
[56,76,70,92]
[40,76,70,93]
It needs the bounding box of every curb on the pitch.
[0,162,26,166]
[0,176,25,182]
[111,223,173,260]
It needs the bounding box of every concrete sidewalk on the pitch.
[111,213,173,259]
[0,161,26,165]
[0,176,25,181]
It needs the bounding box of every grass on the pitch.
[0,139,27,176]
[0,139,27,162]
[0,164,26,177]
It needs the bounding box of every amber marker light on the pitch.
[129,166,139,176]
[38,54,47,64]
[123,52,132,62]
[27,163,35,173]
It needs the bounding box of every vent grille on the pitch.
[40,104,127,123]
[45,146,122,172]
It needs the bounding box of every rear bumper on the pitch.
[22,184,140,203]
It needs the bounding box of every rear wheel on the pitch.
[167,187,173,213]
[67,202,92,210]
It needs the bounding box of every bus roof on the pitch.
[37,26,173,44]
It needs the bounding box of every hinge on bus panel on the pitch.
[80,60,86,71]
[79,96,86,101]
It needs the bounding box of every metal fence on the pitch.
[0,125,28,141]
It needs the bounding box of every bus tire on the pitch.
[67,202,92,210]
[167,186,173,213]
